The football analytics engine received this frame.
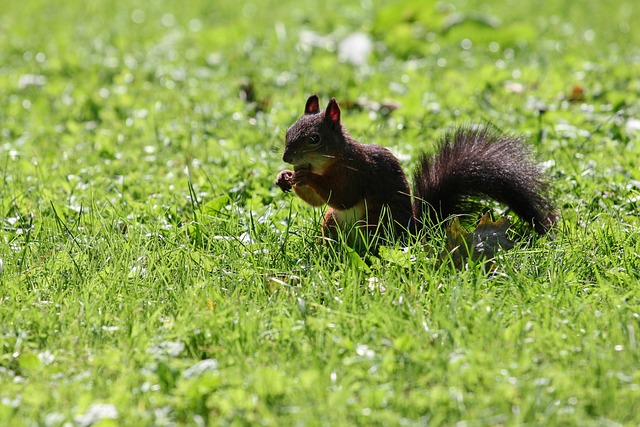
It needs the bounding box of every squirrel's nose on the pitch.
[282,151,292,164]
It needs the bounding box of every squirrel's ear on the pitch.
[324,98,341,126]
[304,95,320,115]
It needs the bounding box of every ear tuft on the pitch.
[325,98,341,125]
[304,95,320,115]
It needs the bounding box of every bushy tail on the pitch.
[412,125,557,234]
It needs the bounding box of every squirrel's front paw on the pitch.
[275,170,294,192]
[293,168,312,186]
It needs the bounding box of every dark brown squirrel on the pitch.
[275,95,557,244]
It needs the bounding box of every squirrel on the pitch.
[275,95,557,246]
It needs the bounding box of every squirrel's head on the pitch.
[283,95,347,172]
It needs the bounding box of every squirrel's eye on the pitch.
[309,134,320,144]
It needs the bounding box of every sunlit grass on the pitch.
[1,0,639,425]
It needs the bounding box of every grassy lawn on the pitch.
[1,0,640,425]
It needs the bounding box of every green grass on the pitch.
[1,0,640,425]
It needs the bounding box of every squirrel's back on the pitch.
[412,125,556,234]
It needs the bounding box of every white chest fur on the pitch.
[331,201,367,229]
